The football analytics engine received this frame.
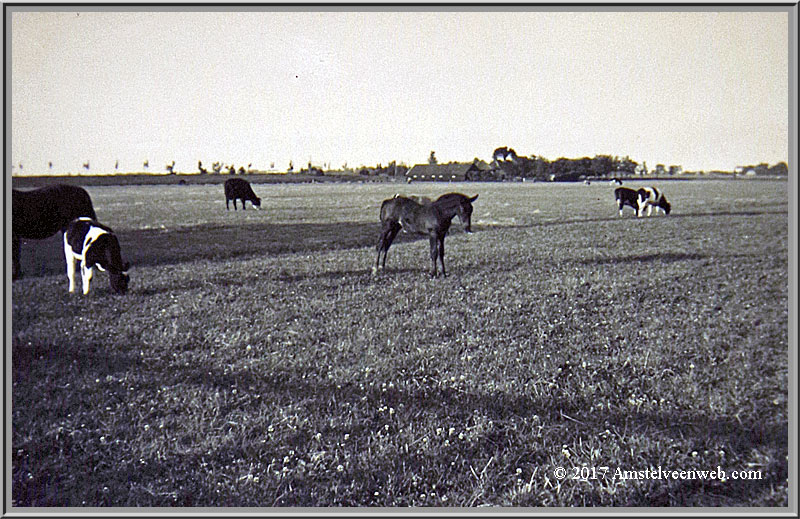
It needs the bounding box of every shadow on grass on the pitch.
[12,332,788,506]
[14,221,384,279]
[166,361,788,506]
[485,208,788,230]
[579,252,706,266]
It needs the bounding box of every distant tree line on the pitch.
[736,162,788,176]
[475,148,641,182]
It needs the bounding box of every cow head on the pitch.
[109,261,130,294]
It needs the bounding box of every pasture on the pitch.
[11,179,789,507]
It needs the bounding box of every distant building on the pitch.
[406,162,487,182]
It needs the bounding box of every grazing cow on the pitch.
[610,178,623,186]
[637,186,671,216]
[614,186,671,217]
[63,217,130,295]
[12,184,97,280]
[614,187,640,217]
[224,178,261,210]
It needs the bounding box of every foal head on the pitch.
[454,194,478,233]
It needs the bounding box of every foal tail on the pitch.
[379,197,396,223]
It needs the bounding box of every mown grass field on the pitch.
[10,179,790,507]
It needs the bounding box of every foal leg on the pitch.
[374,230,387,275]
[382,223,400,270]
[429,236,439,277]
[438,235,446,278]
[374,222,396,274]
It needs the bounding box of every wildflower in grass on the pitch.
[337,464,344,472]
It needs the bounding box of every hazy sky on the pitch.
[10,8,791,175]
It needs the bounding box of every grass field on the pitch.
[11,179,790,507]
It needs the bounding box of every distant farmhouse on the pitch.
[406,160,497,182]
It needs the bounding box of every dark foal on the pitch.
[374,193,477,277]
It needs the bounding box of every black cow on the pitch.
[63,217,130,295]
[224,178,261,210]
[12,184,97,280]
[614,187,640,216]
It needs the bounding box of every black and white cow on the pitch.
[63,218,130,295]
[614,187,640,217]
[224,178,261,210]
[637,186,671,217]
[614,186,671,217]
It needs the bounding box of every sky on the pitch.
[9,8,792,175]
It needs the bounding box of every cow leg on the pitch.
[242,199,246,211]
[64,237,77,293]
[226,198,230,210]
[429,236,439,277]
[647,204,653,217]
[617,202,624,217]
[12,233,21,280]
[81,263,93,295]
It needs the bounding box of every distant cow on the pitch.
[63,217,130,295]
[610,178,623,186]
[12,184,97,280]
[614,186,671,217]
[224,178,261,210]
